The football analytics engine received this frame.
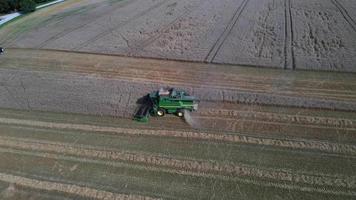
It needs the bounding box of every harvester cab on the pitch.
[134,88,199,122]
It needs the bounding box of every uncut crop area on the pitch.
[0,0,355,71]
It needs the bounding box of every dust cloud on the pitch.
[183,110,200,129]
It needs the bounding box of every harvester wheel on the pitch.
[157,108,165,117]
[177,110,184,117]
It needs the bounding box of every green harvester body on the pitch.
[134,88,199,122]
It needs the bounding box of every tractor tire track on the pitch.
[72,0,169,51]
[0,172,159,200]
[1,147,355,197]
[0,117,355,155]
[204,0,250,62]
[331,0,356,32]
[1,136,356,190]
[36,0,140,48]
[284,0,295,69]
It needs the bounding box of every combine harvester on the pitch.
[134,88,199,122]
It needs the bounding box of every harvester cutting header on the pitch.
[134,88,199,122]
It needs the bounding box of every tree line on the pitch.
[0,0,52,14]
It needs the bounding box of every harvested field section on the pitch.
[195,103,356,143]
[0,181,86,200]
[1,116,356,157]
[0,111,354,198]
[0,119,354,177]
[198,107,356,130]
[2,149,347,200]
